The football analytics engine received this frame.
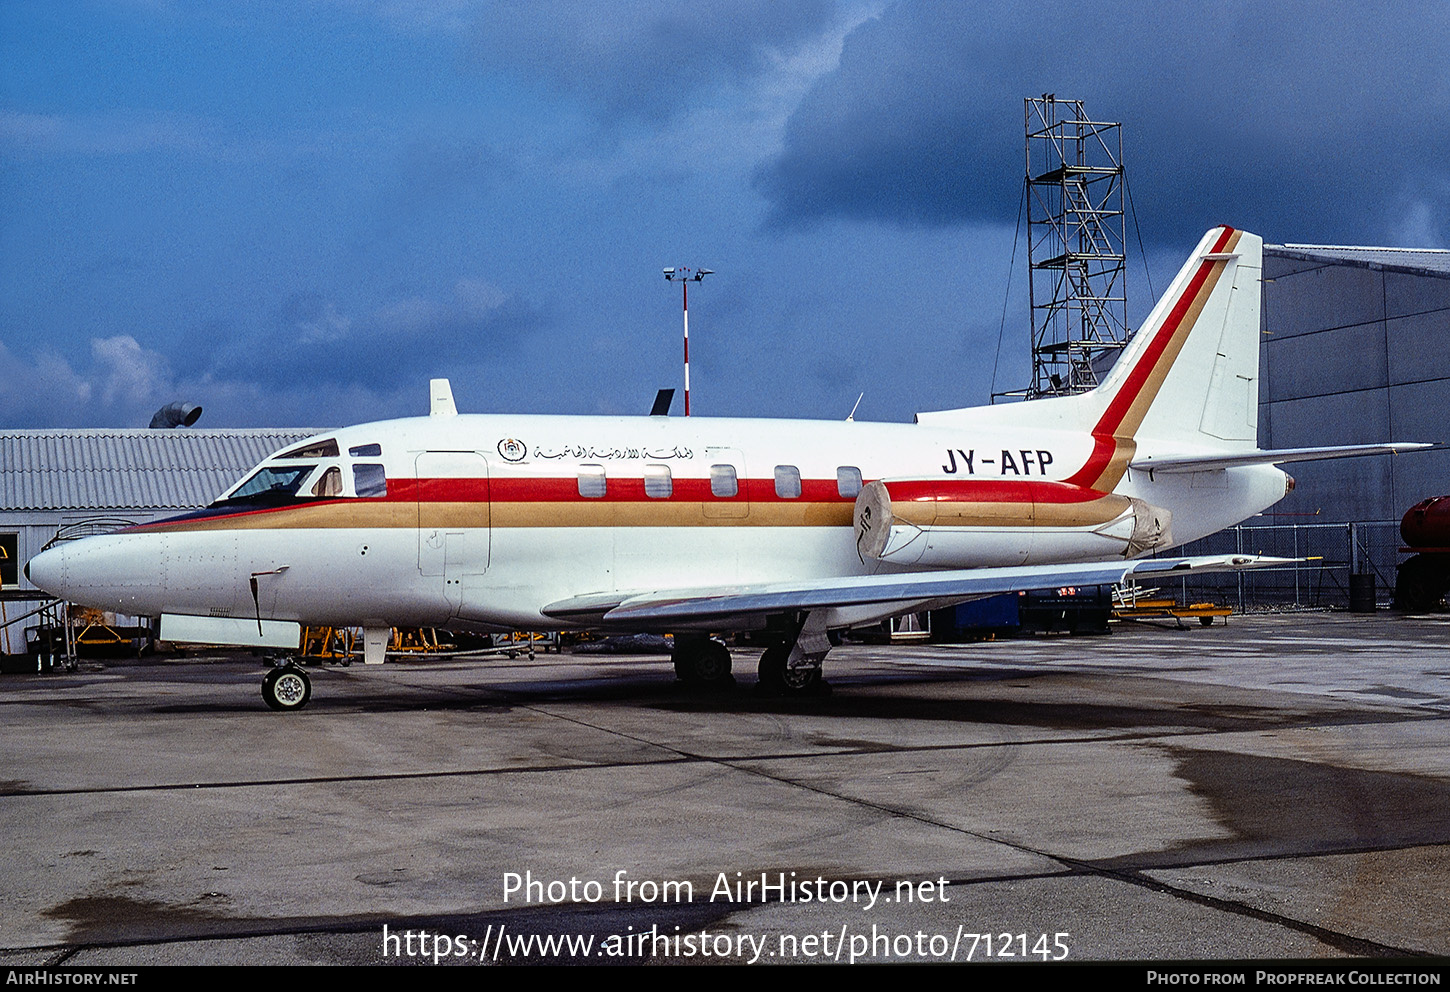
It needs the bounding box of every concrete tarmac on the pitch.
[1,612,1447,966]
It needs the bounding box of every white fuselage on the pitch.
[28,412,1288,633]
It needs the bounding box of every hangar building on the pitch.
[1259,243,1449,522]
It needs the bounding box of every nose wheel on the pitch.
[262,663,312,711]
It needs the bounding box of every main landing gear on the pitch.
[756,610,832,697]
[755,645,825,696]
[671,634,735,688]
[672,611,834,697]
[262,660,311,711]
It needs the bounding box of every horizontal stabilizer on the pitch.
[1129,442,1434,475]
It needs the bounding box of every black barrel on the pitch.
[1349,572,1377,613]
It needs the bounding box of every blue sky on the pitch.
[3,1,1447,429]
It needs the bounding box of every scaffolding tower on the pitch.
[1025,96,1128,396]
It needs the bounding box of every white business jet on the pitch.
[25,228,1425,709]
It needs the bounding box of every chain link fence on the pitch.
[1151,521,1405,611]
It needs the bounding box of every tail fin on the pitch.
[919,226,1263,452]
[1092,226,1262,447]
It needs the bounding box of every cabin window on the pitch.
[578,465,607,498]
[774,465,802,499]
[311,467,343,498]
[644,464,673,498]
[710,464,738,498]
[348,443,382,457]
[280,439,339,458]
[837,466,863,499]
[353,464,387,498]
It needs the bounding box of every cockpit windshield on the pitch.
[210,441,390,508]
[227,465,316,501]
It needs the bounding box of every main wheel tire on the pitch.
[262,666,312,711]
[696,640,733,683]
[673,639,735,687]
[757,646,822,696]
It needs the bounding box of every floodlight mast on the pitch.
[663,266,713,416]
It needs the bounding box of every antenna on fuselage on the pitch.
[430,378,458,416]
[846,393,864,422]
[650,388,675,416]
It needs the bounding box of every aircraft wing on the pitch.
[542,554,1292,630]
[1129,442,1433,474]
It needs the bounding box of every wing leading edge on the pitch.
[541,554,1293,631]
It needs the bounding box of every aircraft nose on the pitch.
[25,544,65,597]
[25,535,168,615]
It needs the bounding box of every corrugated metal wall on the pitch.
[0,430,319,510]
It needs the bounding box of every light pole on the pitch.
[663,266,712,416]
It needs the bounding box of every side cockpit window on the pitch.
[353,464,388,498]
[349,443,382,457]
[311,466,343,497]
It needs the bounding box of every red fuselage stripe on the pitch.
[128,472,1116,532]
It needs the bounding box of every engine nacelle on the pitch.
[853,479,1172,567]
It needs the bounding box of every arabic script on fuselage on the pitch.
[533,444,695,461]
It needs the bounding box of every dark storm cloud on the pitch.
[755,0,1450,245]
[468,0,837,121]
[191,283,547,394]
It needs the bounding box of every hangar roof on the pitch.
[0,429,320,511]
[1267,244,1450,279]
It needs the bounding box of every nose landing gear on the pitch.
[262,661,311,711]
